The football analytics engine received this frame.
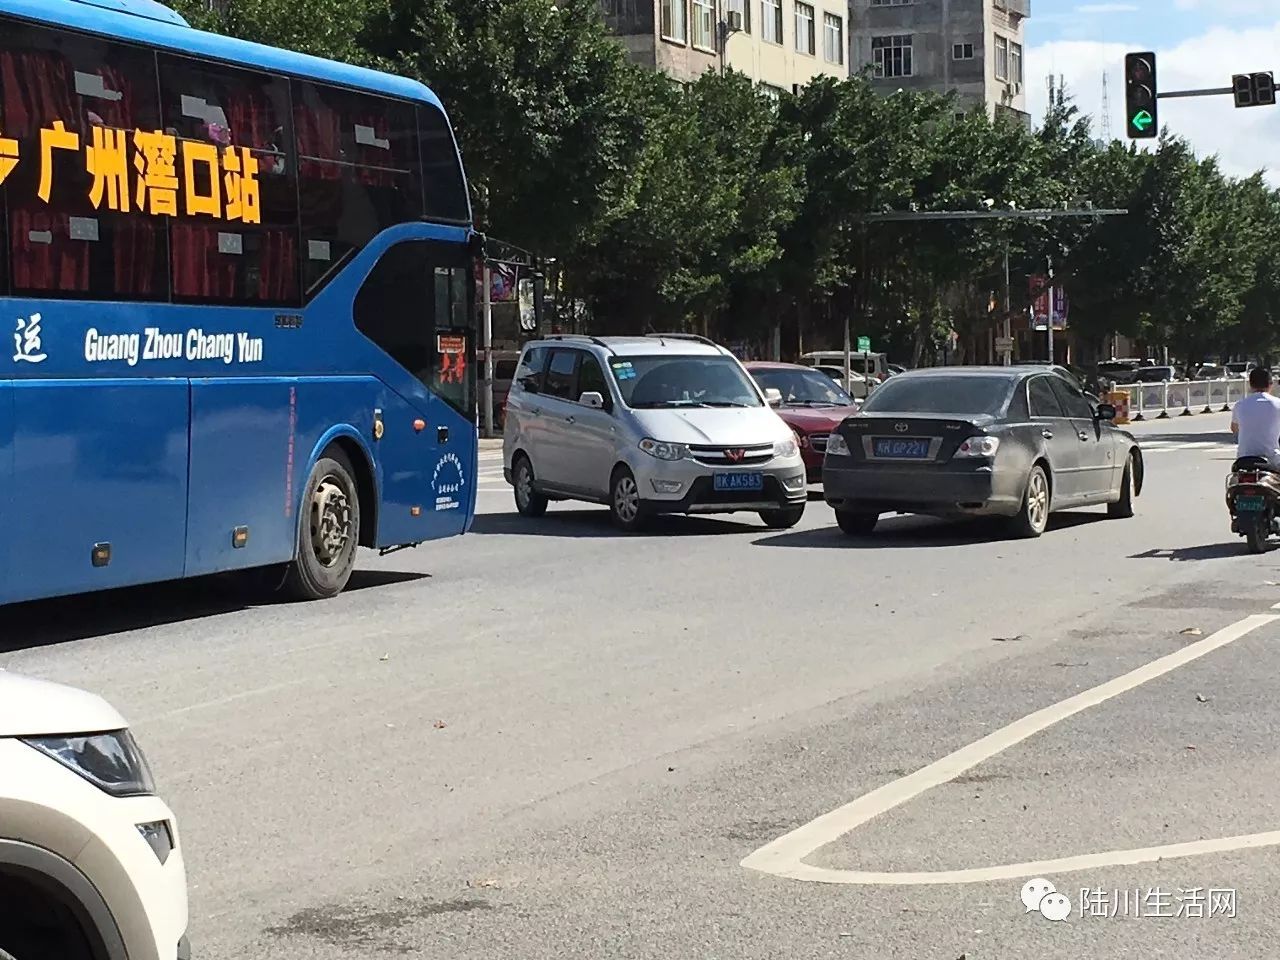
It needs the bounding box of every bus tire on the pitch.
[283,449,361,601]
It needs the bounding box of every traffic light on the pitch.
[1125,52,1158,139]
[1233,72,1276,108]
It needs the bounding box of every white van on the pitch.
[503,333,808,531]
[800,351,888,397]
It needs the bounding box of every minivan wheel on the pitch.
[513,455,548,517]
[759,506,805,529]
[610,468,647,532]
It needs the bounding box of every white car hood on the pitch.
[630,406,792,446]
[0,670,128,737]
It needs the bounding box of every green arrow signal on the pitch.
[1132,110,1154,131]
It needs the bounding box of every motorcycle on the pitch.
[1227,456,1280,553]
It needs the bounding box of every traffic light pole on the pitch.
[1158,87,1235,99]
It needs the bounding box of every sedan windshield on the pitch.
[859,375,1013,416]
[608,355,763,409]
[750,367,854,406]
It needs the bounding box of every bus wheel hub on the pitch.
[311,479,351,566]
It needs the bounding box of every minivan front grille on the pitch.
[808,433,830,452]
[688,443,774,466]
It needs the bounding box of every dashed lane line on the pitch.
[741,613,1280,885]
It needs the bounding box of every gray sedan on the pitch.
[822,366,1144,538]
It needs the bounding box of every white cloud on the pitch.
[1028,22,1280,185]
[1175,0,1273,14]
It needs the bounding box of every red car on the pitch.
[745,362,861,483]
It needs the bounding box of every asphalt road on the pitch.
[5,412,1280,959]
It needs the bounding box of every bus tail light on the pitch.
[413,419,426,433]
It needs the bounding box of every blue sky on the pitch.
[1034,1,1256,48]
[1026,1,1280,183]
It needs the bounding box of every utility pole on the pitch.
[1003,239,1012,366]
[1046,257,1055,364]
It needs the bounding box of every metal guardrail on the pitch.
[1114,379,1247,421]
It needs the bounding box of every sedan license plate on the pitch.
[1236,495,1266,512]
[872,437,932,459]
[714,472,764,492]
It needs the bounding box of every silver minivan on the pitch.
[502,334,808,531]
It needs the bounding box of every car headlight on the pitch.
[639,438,688,461]
[954,436,1001,458]
[23,730,157,797]
[774,436,799,459]
[826,433,851,457]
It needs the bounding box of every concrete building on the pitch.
[848,0,1031,123]
[599,0,849,92]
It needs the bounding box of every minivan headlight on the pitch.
[639,439,688,461]
[774,437,799,459]
[23,730,157,797]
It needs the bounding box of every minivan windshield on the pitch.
[608,356,763,409]
[859,375,1014,416]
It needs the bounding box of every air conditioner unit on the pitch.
[1013,81,1022,94]
[726,9,743,32]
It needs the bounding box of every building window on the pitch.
[692,0,715,50]
[994,34,1009,81]
[952,42,974,60]
[660,0,687,43]
[1010,41,1023,84]
[759,82,784,100]
[794,2,815,56]
[762,0,783,44]
[726,0,751,34]
[872,35,913,78]
[823,13,844,65]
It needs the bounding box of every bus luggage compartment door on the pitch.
[7,379,189,603]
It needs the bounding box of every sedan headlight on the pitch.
[826,433,851,457]
[639,438,688,461]
[774,436,799,459]
[954,436,1001,459]
[23,730,157,797]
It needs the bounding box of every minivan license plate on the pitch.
[1236,495,1266,512]
[714,472,764,492]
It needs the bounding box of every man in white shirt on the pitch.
[1231,367,1280,467]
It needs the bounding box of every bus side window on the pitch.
[158,54,300,306]
[296,80,422,301]
[0,19,168,300]
[353,241,434,388]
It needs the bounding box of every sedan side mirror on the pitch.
[579,391,606,410]
[764,387,783,407]
[1096,403,1117,422]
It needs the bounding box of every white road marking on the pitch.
[741,613,1279,885]
[138,679,310,722]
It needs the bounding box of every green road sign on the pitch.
[857,336,871,353]
[1131,109,1154,132]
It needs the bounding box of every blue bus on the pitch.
[0,0,482,605]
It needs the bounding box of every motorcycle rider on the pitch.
[1231,367,1280,468]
